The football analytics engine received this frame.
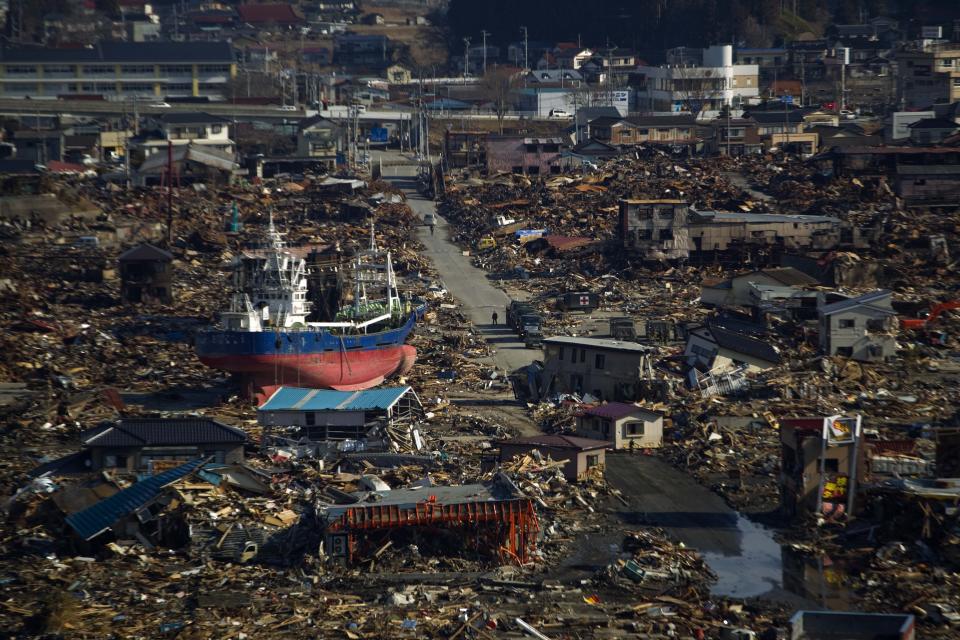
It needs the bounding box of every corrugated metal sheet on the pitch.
[258,386,411,412]
[65,458,206,541]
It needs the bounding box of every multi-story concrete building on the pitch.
[540,336,657,402]
[896,42,960,109]
[636,45,759,116]
[0,41,236,100]
[619,199,847,261]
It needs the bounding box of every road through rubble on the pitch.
[381,152,538,434]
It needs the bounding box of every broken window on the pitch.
[586,454,600,468]
[305,412,316,426]
[625,422,644,436]
[822,458,840,474]
[836,346,853,357]
[838,319,855,329]
[558,346,565,361]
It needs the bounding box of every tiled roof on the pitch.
[754,267,819,287]
[584,402,663,420]
[66,458,205,540]
[705,325,781,364]
[495,434,610,451]
[81,418,247,448]
[237,3,302,24]
[117,243,172,262]
[819,289,893,315]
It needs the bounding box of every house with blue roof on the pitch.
[257,386,424,450]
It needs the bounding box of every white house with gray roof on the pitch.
[818,290,897,362]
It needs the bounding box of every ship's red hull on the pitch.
[199,344,416,397]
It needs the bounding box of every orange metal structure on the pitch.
[326,497,540,565]
[900,300,960,330]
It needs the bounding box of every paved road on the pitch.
[379,152,536,375]
[606,454,786,599]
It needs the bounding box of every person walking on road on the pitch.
[429,223,435,236]
[492,311,498,326]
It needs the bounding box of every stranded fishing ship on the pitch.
[195,217,423,396]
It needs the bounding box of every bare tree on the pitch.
[671,66,720,120]
[479,67,521,134]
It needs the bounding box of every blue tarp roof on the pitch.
[65,458,206,541]
[259,386,412,412]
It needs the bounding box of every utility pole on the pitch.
[463,37,471,82]
[726,105,731,156]
[520,26,528,70]
[481,30,490,75]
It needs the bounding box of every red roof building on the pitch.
[236,3,303,26]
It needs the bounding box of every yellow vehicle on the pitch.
[476,236,497,251]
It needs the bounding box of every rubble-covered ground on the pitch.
[437,151,960,636]
[1,150,959,637]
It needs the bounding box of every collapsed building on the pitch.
[618,198,877,263]
[317,474,540,566]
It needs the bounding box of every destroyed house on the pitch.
[620,201,845,259]
[319,477,539,565]
[80,418,247,472]
[485,136,564,176]
[66,458,205,542]
[444,130,488,169]
[541,336,657,402]
[258,386,423,446]
[816,146,960,206]
[688,211,843,253]
[118,243,173,304]
[496,434,609,480]
[684,324,781,374]
[818,290,896,362]
[700,267,819,309]
[576,403,663,450]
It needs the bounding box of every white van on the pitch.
[549,109,570,118]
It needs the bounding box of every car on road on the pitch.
[549,109,570,118]
[279,105,298,111]
[150,102,171,108]
[423,213,436,226]
[524,329,544,349]
[352,103,367,113]
[839,109,856,120]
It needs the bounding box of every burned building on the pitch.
[118,243,173,304]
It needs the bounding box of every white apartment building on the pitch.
[636,45,759,117]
